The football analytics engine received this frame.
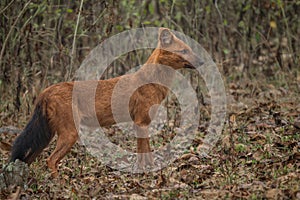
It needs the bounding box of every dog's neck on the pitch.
[145,48,170,66]
[130,48,176,101]
[135,48,176,84]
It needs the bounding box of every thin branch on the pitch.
[0,0,32,68]
[0,0,15,14]
[68,0,84,80]
[214,0,223,22]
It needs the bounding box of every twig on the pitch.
[68,0,84,80]
[0,0,32,68]
[0,0,15,14]
[279,2,292,55]
[214,0,223,22]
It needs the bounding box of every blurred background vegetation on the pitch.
[0,0,299,126]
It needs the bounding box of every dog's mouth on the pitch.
[184,63,194,69]
[184,60,204,69]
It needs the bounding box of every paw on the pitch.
[136,152,154,172]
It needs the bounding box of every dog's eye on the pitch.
[180,49,188,54]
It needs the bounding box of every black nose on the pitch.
[198,59,204,66]
[195,55,204,67]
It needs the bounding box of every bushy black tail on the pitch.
[10,102,54,164]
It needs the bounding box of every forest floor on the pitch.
[0,68,300,199]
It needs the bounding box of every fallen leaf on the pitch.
[293,120,300,129]
[253,150,264,161]
[0,141,12,152]
[266,189,282,199]
[130,194,147,200]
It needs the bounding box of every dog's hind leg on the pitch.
[135,125,154,170]
[47,127,78,177]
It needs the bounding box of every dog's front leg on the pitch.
[134,125,154,170]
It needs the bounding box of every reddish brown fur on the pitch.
[10,28,203,177]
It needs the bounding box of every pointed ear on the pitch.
[159,28,173,47]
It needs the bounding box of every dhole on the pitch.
[10,28,203,177]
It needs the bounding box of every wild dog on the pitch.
[10,28,203,177]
